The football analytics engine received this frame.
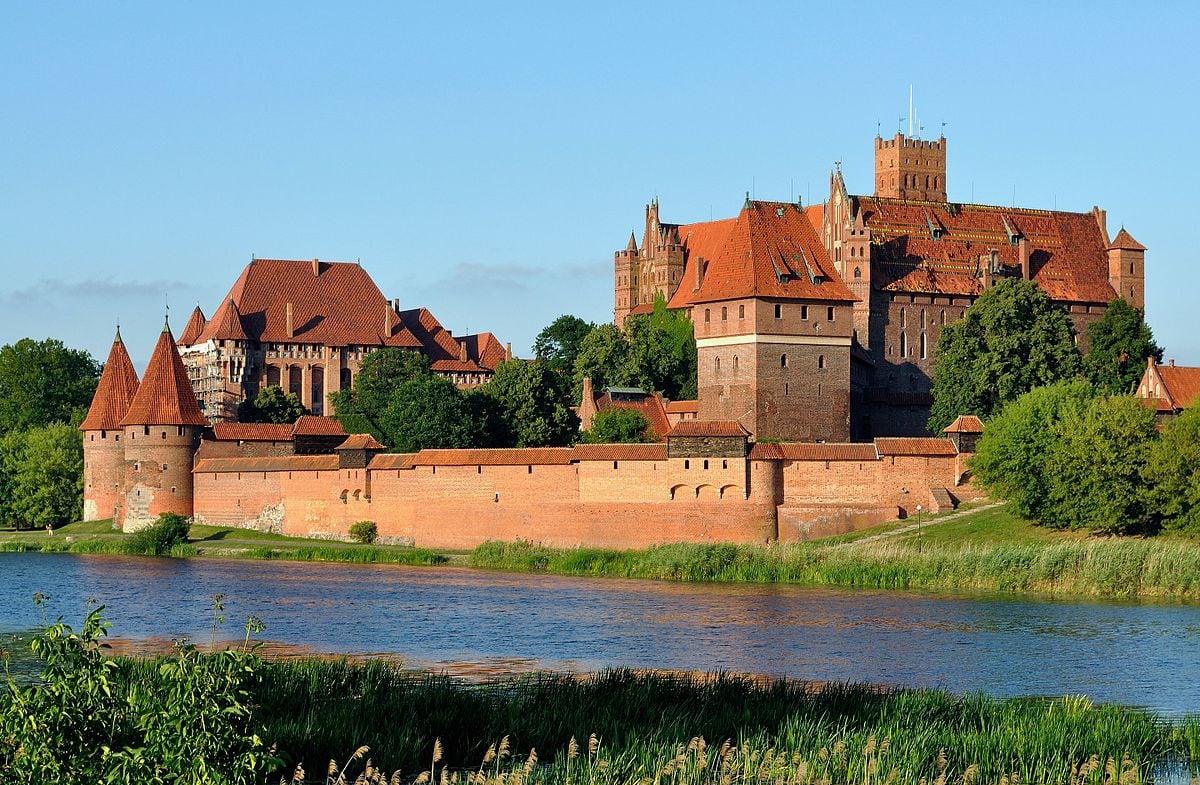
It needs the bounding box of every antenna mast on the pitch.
[908,84,913,137]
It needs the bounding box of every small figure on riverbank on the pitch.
[46,524,53,536]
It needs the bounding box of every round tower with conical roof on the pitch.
[80,327,141,524]
[118,319,210,531]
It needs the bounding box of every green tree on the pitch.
[482,359,579,447]
[624,295,697,400]
[0,338,100,435]
[329,349,433,438]
[1045,395,1158,533]
[969,381,1095,521]
[929,279,1083,431]
[236,385,307,424]
[573,324,633,402]
[0,422,84,528]
[376,375,484,452]
[1084,298,1162,395]
[533,315,595,376]
[1144,406,1200,534]
[581,408,652,443]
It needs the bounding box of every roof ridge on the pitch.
[120,326,208,427]
[80,329,141,431]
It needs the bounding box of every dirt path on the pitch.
[844,501,1004,546]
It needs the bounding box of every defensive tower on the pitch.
[79,327,140,523]
[874,132,947,202]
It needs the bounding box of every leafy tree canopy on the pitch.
[0,423,84,528]
[581,408,651,444]
[376,375,486,453]
[236,385,307,424]
[533,315,595,376]
[0,338,100,435]
[482,360,578,447]
[1084,297,1162,395]
[573,324,632,402]
[928,279,1083,431]
[1144,406,1200,534]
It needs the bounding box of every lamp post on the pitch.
[916,504,923,551]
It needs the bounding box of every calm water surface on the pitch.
[2,552,1198,715]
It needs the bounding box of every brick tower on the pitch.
[874,132,947,201]
[1107,228,1147,310]
[118,319,209,531]
[79,327,140,524]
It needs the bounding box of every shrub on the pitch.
[124,512,191,556]
[348,520,378,544]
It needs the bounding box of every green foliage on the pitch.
[582,408,651,443]
[0,423,84,529]
[1044,396,1159,534]
[348,520,378,544]
[572,323,631,401]
[970,381,1096,520]
[0,599,277,783]
[329,349,433,441]
[1084,297,1162,395]
[125,512,191,556]
[928,279,1083,431]
[481,359,579,447]
[532,314,595,375]
[1145,406,1200,534]
[0,337,100,436]
[236,384,308,424]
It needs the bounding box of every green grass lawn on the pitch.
[873,503,1089,547]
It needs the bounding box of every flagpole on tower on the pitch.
[908,84,913,138]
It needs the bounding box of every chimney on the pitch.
[1018,236,1030,280]
[1092,206,1109,244]
[286,302,294,338]
[311,258,320,277]
[383,304,392,338]
[505,342,512,361]
[1170,359,1175,367]
[392,297,400,312]
[459,340,467,363]
[581,376,594,406]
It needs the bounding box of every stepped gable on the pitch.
[854,197,1117,303]
[120,321,208,427]
[198,298,249,342]
[214,259,423,348]
[178,306,207,346]
[669,201,856,308]
[80,328,141,431]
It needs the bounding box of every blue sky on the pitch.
[2,1,1196,370]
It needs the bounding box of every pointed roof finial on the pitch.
[114,323,123,344]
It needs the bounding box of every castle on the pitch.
[615,131,1145,438]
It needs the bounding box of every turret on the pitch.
[178,305,207,347]
[118,319,209,531]
[79,328,140,524]
[1107,228,1147,311]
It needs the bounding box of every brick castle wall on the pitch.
[82,430,125,522]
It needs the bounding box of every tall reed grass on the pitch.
[235,545,447,565]
[468,539,1200,600]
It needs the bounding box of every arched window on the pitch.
[900,307,906,328]
[920,309,925,327]
[1130,262,1135,274]
[715,357,721,374]
[934,176,939,189]
[940,309,946,326]
[705,309,711,323]
[853,267,862,279]
[780,354,789,368]
[733,355,739,371]
[920,332,927,360]
[739,304,745,319]
[774,304,782,319]
[721,306,727,321]
[703,460,709,470]
[899,333,908,357]
[818,354,825,369]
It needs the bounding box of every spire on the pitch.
[120,327,208,427]
[80,328,141,431]
[626,232,637,253]
[1108,227,1147,251]
[179,305,207,346]
[199,298,249,342]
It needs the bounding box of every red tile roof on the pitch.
[593,391,672,440]
[368,453,416,470]
[194,455,340,473]
[803,203,824,233]
[667,421,750,438]
[121,323,208,427]
[873,437,958,456]
[665,400,699,413]
[80,330,141,431]
[337,433,385,450]
[461,332,509,370]
[407,448,578,466]
[292,415,347,436]
[749,442,878,461]
[210,422,295,441]
[397,307,501,370]
[854,197,1117,303]
[942,415,985,434]
[179,306,207,346]
[1108,228,1146,251]
[571,443,668,461]
[1156,365,1200,411]
[198,298,249,342]
[668,201,856,308]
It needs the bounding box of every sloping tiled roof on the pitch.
[459,332,509,370]
[121,324,208,427]
[1157,365,1200,411]
[292,415,347,437]
[1108,228,1146,251]
[80,330,141,431]
[194,455,340,473]
[665,400,699,413]
[749,442,878,461]
[803,203,824,233]
[874,437,958,456]
[668,201,856,308]
[337,433,385,450]
[368,453,416,470]
[210,422,295,441]
[854,197,1117,303]
[571,443,668,461]
[407,448,578,466]
[667,421,750,438]
[943,415,985,434]
[593,391,672,440]
[397,307,493,368]
[198,298,249,342]
[179,306,207,346]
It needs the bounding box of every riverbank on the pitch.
[0,519,448,566]
[468,505,1200,600]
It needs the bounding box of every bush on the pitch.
[124,512,191,556]
[348,520,378,544]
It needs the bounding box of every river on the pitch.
[2,552,1198,715]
